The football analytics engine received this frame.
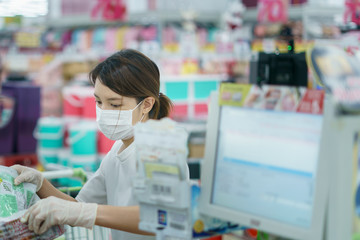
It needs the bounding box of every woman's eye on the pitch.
[111,104,121,108]
[95,101,102,105]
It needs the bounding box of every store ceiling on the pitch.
[0,0,48,17]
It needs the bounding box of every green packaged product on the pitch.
[0,166,38,217]
[0,166,66,240]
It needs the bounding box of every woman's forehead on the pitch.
[94,80,120,98]
[94,80,136,104]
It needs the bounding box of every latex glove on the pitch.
[21,196,98,235]
[11,164,44,191]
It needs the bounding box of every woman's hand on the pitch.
[21,196,98,235]
[11,165,44,191]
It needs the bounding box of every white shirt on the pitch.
[76,140,155,240]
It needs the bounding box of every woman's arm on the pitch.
[96,205,154,236]
[37,179,76,202]
[23,197,153,236]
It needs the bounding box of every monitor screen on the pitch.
[211,106,323,228]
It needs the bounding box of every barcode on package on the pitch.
[170,222,185,230]
[152,184,172,196]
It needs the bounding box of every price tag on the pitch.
[262,38,276,53]
[344,0,360,25]
[91,0,126,21]
[257,0,288,23]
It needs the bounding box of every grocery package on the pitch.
[0,210,65,240]
[134,117,189,181]
[0,166,65,240]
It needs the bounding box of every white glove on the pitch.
[11,164,44,191]
[21,196,98,235]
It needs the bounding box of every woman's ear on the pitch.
[142,97,155,114]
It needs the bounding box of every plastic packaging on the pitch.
[0,166,39,217]
[134,118,189,181]
[0,166,65,240]
[0,210,65,240]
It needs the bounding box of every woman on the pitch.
[12,49,189,239]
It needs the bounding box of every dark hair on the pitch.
[89,49,173,119]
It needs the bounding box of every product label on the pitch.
[158,210,167,226]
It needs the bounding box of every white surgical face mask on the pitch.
[96,101,144,141]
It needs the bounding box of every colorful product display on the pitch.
[163,76,222,120]
[219,83,324,115]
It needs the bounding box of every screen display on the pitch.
[353,133,360,235]
[211,106,323,228]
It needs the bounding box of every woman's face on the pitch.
[93,80,144,125]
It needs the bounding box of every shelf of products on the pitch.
[46,11,222,28]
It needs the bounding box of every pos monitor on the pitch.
[200,87,328,240]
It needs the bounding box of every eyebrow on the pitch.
[94,93,122,101]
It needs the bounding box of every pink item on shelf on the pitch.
[194,103,208,119]
[344,0,360,25]
[148,0,156,10]
[161,58,182,75]
[257,0,288,23]
[86,30,93,50]
[97,131,115,155]
[141,26,157,41]
[63,86,95,118]
[79,30,92,52]
[162,26,176,45]
[91,0,127,21]
[63,93,82,117]
[170,104,188,120]
[124,27,140,48]
[62,30,73,47]
[197,28,208,48]
[83,96,96,119]
[105,28,117,52]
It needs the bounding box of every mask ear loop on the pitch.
[139,113,145,123]
[135,100,145,123]
[134,100,144,110]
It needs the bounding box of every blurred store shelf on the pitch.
[46,10,222,28]
[243,5,344,22]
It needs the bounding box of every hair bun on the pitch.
[157,92,173,119]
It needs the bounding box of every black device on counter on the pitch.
[256,51,308,87]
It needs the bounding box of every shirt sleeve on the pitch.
[76,163,107,204]
[76,140,122,204]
